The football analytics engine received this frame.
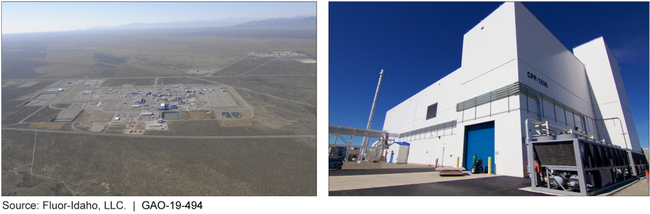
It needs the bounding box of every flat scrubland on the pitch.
[22,107,62,123]
[239,59,317,76]
[220,119,253,127]
[243,89,316,135]
[207,75,317,106]
[146,120,295,136]
[2,106,42,125]
[184,111,216,120]
[216,56,274,75]
[101,78,156,87]
[2,81,56,125]
[2,130,316,196]
[2,40,50,79]
[52,103,72,108]
[2,81,55,103]
[157,77,212,85]
[29,122,68,130]
[2,28,315,80]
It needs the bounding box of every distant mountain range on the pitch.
[84,16,315,31]
[231,16,316,28]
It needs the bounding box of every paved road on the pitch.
[2,127,315,139]
[330,176,549,196]
[5,74,315,82]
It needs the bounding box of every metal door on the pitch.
[464,121,495,173]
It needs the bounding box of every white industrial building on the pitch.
[386,142,410,164]
[382,2,643,178]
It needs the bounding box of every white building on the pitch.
[386,142,410,164]
[382,2,643,177]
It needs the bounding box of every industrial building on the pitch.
[157,103,169,110]
[386,142,410,164]
[381,2,646,178]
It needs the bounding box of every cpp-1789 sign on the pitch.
[527,71,548,88]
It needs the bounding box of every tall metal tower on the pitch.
[360,69,385,161]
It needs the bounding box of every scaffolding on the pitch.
[329,125,393,163]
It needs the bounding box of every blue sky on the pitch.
[1,2,315,34]
[329,2,649,148]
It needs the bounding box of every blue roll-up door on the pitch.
[464,121,495,173]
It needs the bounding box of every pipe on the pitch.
[531,96,543,121]
[595,117,628,150]
[526,118,534,183]
[361,69,386,160]
[529,120,570,135]
[597,117,634,175]
[347,135,353,163]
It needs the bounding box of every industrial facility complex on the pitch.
[30,78,251,134]
[331,2,647,195]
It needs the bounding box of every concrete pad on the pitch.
[89,123,108,132]
[341,162,434,170]
[518,187,566,196]
[519,177,649,196]
[55,109,84,122]
[329,171,494,191]
[611,178,649,196]
[25,100,48,106]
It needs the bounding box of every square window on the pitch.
[426,103,438,120]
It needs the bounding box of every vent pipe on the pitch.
[360,69,385,161]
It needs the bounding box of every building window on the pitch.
[426,103,438,120]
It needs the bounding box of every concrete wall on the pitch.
[574,37,642,151]
[404,127,456,167]
[383,70,460,134]
[513,2,606,145]
[459,2,519,101]
[514,2,593,119]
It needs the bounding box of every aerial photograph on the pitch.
[329,2,648,199]
[2,2,316,196]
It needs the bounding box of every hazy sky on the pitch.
[2,2,316,34]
